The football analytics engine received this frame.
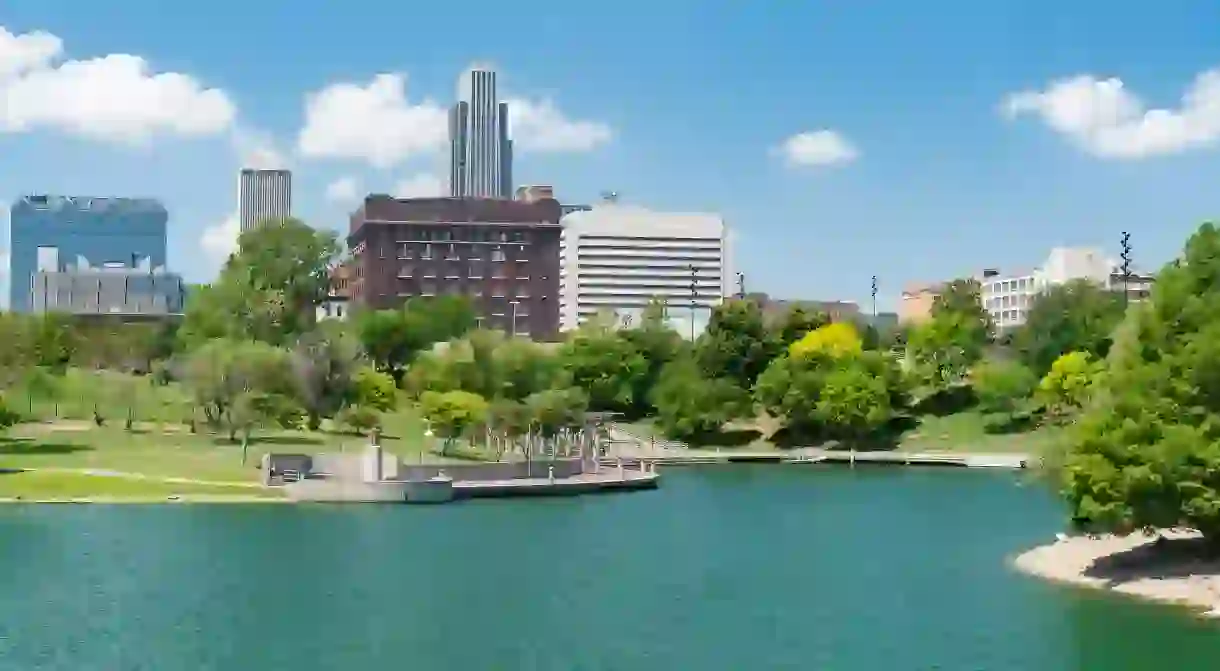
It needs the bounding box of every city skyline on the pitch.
[1,2,1218,311]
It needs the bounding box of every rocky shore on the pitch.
[1013,530,1220,618]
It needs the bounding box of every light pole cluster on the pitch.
[736,272,746,299]
[1120,231,1133,308]
[870,275,878,319]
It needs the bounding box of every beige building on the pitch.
[899,282,944,324]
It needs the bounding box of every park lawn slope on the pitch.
[0,470,284,501]
[624,409,1061,454]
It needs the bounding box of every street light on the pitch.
[1120,232,1133,308]
[736,272,746,299]
[509,300,519,338]
[870,275,878,319]
[688,264,698,341]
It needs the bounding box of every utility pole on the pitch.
[870,275,878,319]
[1120,231,1133,309]
[688,264,698,341]
[736,272,746,300]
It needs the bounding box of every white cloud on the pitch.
[325,176,361,203]
[200,212,239,263]
[505,97,612,152]
[1002,69,1220,159]
[0,27,60,79]
[775,130,859,167]
[0,26,236,144]
[297,73,448,168]
[295,71,613,167]
[230,127,288,169]
[393,173,444,198]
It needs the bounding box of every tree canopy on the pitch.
[1011,280,1126,376]
[1056,222,1220,540]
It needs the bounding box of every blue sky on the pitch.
[3,1,1220,310]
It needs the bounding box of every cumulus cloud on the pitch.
[774,130,859,167]
[297,73,448,168]
[230,127,288,169]
[393,173,444,198]
[325,176,361,203]
[0,25,236,144]
[1002,69,1220,159]
[295,71,613,167]
[505,97,612,152]
[200,212,239,263]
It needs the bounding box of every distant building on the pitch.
[515,185,554,202]
[238,168,293,233]
[31,267,185,316]
[347,196,562,339]
[899,282,945,325]
[980,246,1154,330]
[448,67,512,198]
[317,262,353,321]
[9,195,170,313]
[559,204,732,336]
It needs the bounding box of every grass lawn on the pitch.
[0,368,458,483]
[623,409,1063,455]
[0,470,284,500]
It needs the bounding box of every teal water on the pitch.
[2,467,1220,670]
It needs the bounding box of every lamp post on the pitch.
[509,300,519,338]
[688,264,698,341]
[1120,232,1133,309]
[736,272,746,300]
[870,275,878,319]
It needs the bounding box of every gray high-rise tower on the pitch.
[448,67,513,198]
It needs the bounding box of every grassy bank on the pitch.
[0,369,455,485]
[624,408,1063,454]
[0,470,285,500]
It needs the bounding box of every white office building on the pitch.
[982,246,1148,329]
[238,168,293,233]
[559,204,733,336]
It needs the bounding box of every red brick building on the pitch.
[347,195,562,339]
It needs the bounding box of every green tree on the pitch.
[972,358,1038,418]
[1012,280,1126,376]
[621,298,686,415]
[1037,351,1102,421]
[526,387,589,439]
[775,306,830,347]
[695,299,779,391]
[419,390,489,455]
[814,364,893,445]
[1056,222,1220,540]
[182,339,296,439]
[651,357,749,442]
[352,366,397,412]
[180,219,340,347]
[558,327,647,413]
[290,324,362,429]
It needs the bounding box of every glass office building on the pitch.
[8,195,169,312]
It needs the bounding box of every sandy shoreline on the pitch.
[0,495,287,504]
[1013,530,1220,618]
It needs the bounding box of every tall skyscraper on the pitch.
[238,168,292,232]
[448,67,513,198]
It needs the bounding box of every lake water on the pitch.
[2,467,1219,670]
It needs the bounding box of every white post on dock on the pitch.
[618,457,625,480]
[850,449,856,468]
